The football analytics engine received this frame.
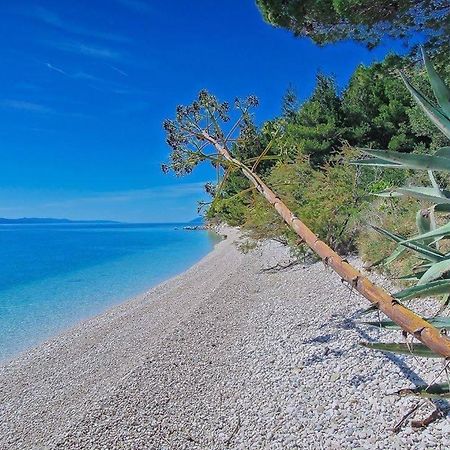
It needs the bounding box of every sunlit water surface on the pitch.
[0,223,218,361]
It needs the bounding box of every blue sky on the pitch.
[0,1,411,222]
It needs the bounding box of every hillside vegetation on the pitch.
[205,53,450,273]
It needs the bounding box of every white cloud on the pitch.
[46,62,68,75]
[45,62,103,82]
[32,6,131,44]
[109,65,128,77]
[0,98,95,120]
[49,41,123,60]
[0,100,54,114]
[43,62,147,97]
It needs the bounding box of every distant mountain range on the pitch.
[0,218,120,224]
[0,217,204,225]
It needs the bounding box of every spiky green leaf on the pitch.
[435,147,450,159]
[394,279,450,301]
[428,170,442,192]
[384,246,407,266]
[400,72,450,139]
[360,148,450,172]
[363,316,450,330]
[360,304,379,315]
[361,342,442,358]
[416,209,432,236]
[349,157,402,168]
[369,245,406,268]
[422,48,450,118]
[376,187,450,204]
[403,221,450,244]
[394,271,427,281]
[418,259,450,285]
[372,226,445,262]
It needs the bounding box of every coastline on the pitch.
[0,224,219,362]
[1,227,449,449]
[0,226,239,449]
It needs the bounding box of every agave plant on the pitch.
[353,49,450,398]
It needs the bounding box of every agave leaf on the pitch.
[349,157,402,167]
[394,271,427,281]
[376,187,450,204]
[367,255,391,268]
[397,383,450,398]
[416,209,432,236]
[394,279,450,301]
[429,207,439,250]
[400,72,450,139]
[403,221,450,244]
[372,226,445,262]
[369,245,407,268]
[428,170,442,193]
[361,342,442,358]
[412,263,433,272]
[360,148,450,172]
[374,190,402,198]
[363,316,450,330]
[384,246,407,266]
[416,208,439,249]
[377,188,450,206]
[437,293,450,315]
[418,259,450,285]
[422,48,450,118]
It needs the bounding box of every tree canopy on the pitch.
[201,51,449,237]
[256,0,450,51]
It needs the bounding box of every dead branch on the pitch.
[260,259,303,273]
[411,407,444,429]
[201,130,450,359]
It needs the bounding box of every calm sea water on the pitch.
[0,223,218,361]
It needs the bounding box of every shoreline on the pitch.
[0,226,220,364]
[0,227,227,364]
[0,226,239,449]
[1,228,449,449]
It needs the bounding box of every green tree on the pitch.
[341,55,419,151]
[256,0,449,52]
[279,74,342,165]
[245,150,369,253]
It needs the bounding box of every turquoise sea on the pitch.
[0,223,218,361]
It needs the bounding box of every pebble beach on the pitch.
[1,227,449,449]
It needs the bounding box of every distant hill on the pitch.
[0,218,120,224]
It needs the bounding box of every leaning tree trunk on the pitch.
[202,131,450,359]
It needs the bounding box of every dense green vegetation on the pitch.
[256,0,449,52]
[206,52,450,262]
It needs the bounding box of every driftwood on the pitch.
[200,130,450,359]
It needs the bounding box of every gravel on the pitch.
[1,227,449,449]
